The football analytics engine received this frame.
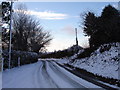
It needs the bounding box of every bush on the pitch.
[99,44,111,53]
[76,47,96,59]
[3,50,38,70]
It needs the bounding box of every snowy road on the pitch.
[3,60,101,88]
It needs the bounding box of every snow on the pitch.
[70,49,84,60]
[47,61,101,88]
[2,42,119,88]
[3,62,38,88]
[68,42,120,80]
[97,81,119,89]
[0,72,2,90]
[38,58,61,61]
[55,58,69,65]
[3,60,101,88]
[39,58,69,65]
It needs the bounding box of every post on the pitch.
[75,28,78,46]
[8,1,13,69]
[18,57,20,67]
[2,58,4,72]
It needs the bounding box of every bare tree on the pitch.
[12,4,52,53]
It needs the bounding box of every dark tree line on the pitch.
[82,5,120,48]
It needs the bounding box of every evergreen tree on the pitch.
[100,5,120,43]
[82,5,120,48]
[83,12,97,37]
[101,5,119,19]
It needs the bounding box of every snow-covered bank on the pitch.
[68,43,120,80]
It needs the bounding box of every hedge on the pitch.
[2,50,38,70]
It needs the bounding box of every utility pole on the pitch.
[8,1,13,69]
[118,1,120,11]
[118,1,120,13]
[75,28,78,46]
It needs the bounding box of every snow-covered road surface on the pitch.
[3,60,101,88]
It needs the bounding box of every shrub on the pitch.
[77,47,96,59]
[2,50,38,70]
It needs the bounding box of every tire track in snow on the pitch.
[33,61,43,88]
[47,61,88,89]
[41,61,59,88]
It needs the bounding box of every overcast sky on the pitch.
[13,2,118,52]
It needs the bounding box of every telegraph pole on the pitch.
[75,28,78,46]
[8,1,13,69]
[118,1,120,11]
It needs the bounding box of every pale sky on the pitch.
[12,2,118,52]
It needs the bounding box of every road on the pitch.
[3,60,101,88]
